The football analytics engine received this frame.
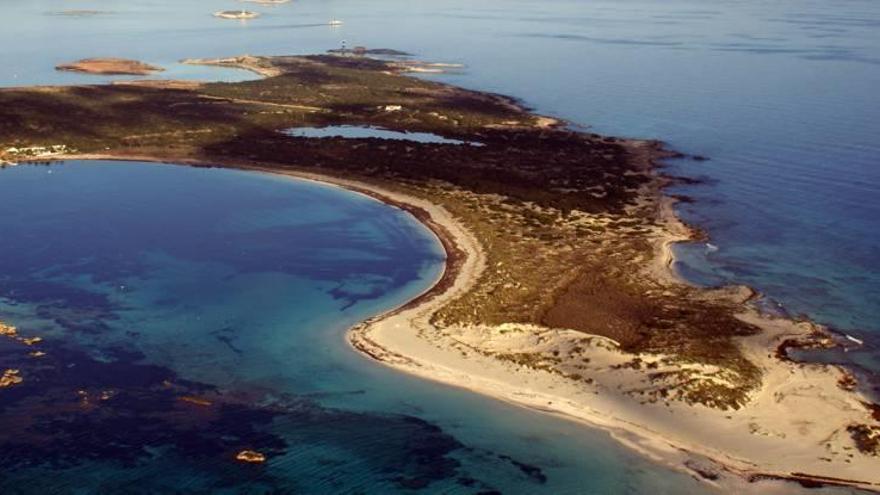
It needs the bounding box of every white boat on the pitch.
[214,10,260,20]
[328,19,343,26]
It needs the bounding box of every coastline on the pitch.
[345,161,880,492]
[344,162,880,491]
[2,48,875,493]
[52,153,880,492]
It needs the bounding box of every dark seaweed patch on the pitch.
[0,332,521,492]
[210,327,244,356]
[0,338,282,471]
[499,454,548,484]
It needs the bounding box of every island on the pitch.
[55,58,164,76]
[51,10,111,17]
[214,10,260,20]
[1,53,878,491]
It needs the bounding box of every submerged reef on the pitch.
[0,321,513,492]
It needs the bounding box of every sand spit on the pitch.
[181,56,282,78]
[52,153,880,492]
[3,51,877,492]
[345,184,880,491]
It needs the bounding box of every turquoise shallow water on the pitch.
[0,161,719,494]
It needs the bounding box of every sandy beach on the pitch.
[4,50,875,493]
[345,174,880,491]
[54,152,880,492]
[1,0,878,487]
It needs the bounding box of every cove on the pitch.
[0,161,709,493]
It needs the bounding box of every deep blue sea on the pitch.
[0,0,878,492]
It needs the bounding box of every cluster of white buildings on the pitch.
[2,144,75,165]
[4,144,72,157]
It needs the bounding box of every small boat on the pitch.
[214,10,260,20]
[328,19,343,26]
[845,334,864,346]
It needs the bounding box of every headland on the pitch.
[1,52,878,491]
